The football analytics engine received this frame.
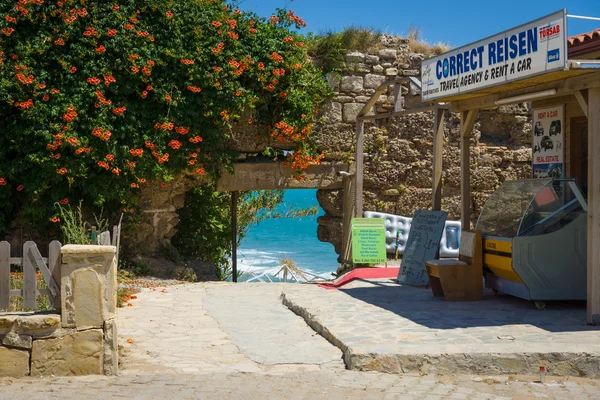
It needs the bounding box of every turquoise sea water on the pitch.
[237,189,339,280]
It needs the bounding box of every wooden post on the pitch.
[432,108,445,211]
[393,83,403,112]
[48,240,62,310]
[341,173,356,265]
[231,191,238,283]
[22,241,36,309]
[355,120,365,218]
[460,109,479,230]
[587,86,600,325]
[0,241,9,310]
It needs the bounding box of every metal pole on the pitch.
[232,191,238,283]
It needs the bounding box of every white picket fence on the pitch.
[0,241,62,311]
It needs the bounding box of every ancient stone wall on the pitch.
[0,245,118,377]
[313,36,533,256]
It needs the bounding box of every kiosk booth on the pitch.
[353,9,600,322]
[417,10,600,322]
[476,178,588,302]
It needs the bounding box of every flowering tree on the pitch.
[0,0,329,233]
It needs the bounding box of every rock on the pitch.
[385,68,399,76]
[345,51,365,63]
[365,55,380,65]
[379,49,397,60]
[340,76,364,92]
[0,347,29,377]
[372,65,384,73]
[382,189,400,196]
[316,189,343,217]
[31,330,104,376]
[2,332,33,349]
[317,216,343,254]
[364,74,387,89]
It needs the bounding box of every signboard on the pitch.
[397,210,447,285]
[421,9,567,102]
[352,218,386,264]
[532,105,564,178]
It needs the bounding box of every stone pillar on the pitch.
[60,245,118,375]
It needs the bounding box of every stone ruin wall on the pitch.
[313,36,533,256]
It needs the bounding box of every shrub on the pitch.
[0,0,330,235]
[406,25,450,56]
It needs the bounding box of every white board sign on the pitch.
[532,105,564,179]
[422,9,567,102]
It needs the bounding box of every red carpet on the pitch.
[317,267,400,290]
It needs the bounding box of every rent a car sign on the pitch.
[421,10,567,102]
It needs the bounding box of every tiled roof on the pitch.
[568,28,600,47]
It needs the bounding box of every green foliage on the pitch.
[131,259,152,276]
[56,200,109,244]
[308,26,381,71]
[0,0,330,234]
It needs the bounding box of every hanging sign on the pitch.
[352,218,387,264]
[532,105,564,178]
[398,210,447,285]
[421,9,567,102]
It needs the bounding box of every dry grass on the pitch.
[407,25,451,56]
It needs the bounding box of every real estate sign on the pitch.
[421,10,568,102]
[532,105,564,179]
[352,218,386,264]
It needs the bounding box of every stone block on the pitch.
[343,103,364,123]
[31,329,103,376]
[372,65,384,73]
[2,332,33,349]
[340,76,364,92]
[0,315,17,335]
[334,95,354,103]
[364,74,387,89]
[402,69,420,76]
[345,51,365,63]
[0,346,30,377]
[19,314,61,336]
[325,102,343,123]
[103,319,118,376]
[355,63,371,73]
[74,268,104,329]
[365,55,380,65]
[61,245,117,329]
[385,68,399,76]
[379,49,397,60]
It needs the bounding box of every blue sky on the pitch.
[237,0,599,48]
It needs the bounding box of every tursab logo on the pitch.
[539,23,561,42]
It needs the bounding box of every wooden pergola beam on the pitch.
[459,109,479,230]
[575,90,589,118]
[450,73,600,113]
[588,86,600,325]
[432,108,445,211]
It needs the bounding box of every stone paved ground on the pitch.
[1,282,600,399]
[282,279,600,376]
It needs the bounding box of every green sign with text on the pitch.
[352,218,387,264]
